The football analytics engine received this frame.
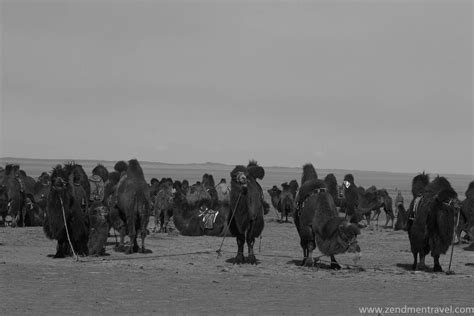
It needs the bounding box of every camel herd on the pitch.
[0,159,473,272]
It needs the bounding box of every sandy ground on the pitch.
[1,214,473,315]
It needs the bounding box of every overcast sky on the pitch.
[1,0,473,174]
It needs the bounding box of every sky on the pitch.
[1,0,473,175]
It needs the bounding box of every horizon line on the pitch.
[0,156,472,177]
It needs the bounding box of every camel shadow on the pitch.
[225,257,261,265]
[286,259,335,270]
[396,263,434,272]
[396,263,413,271]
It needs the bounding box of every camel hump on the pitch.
[301,163,318,185]
[126,159,145,178]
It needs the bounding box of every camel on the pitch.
[371,189,395,228]
[408,175,460,272]
[267,183,295,223]
[288,180,299,199]
[407,172,430,233]
[228,161,266,264]
[43,163,89,258]
[33,173,50,219]
[149,178,160,198]
[181,180,190,195]
[355,186,384,227]
[173,183,231,236]
[323,173,340,207]
[342,174,358,223]
[92,164,109,183]
[114,160,128,176]
[216,178,230,203]
[103,170,126,246]
[457,182,474,247]
[23,193,44,226]
[86,164,110,256]
[202,174,218,208]
[0,185,7,225]
[87,203,110,256]
[113,159,151,254]
[394,192,408,231]
[153,181,175,233]
[3,164,26,227]
[342,174,381,227]
[295,164,361,268]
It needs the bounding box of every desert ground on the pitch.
[2,214,473,315]
[1,159,473,315]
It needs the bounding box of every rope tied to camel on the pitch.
[447,201,462,274]
[336,231,358,252]
[59,196,78,261]
[408,195,423,220]
[216,192,241,258]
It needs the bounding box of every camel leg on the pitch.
[158,209,166,233]
[21,207,26,227]
[163,209,170,233]
[125,216,136,254]
[153,207,160,232]
[247,235,257,264]
[234,234,245,264]
[114,224,127,252]
[303,240,315,267]
[301,240,308,264]
[365,214,371,226]
[433,255,443,272]
[138,215,148,254]
[411,251,418,270]
[139,230,147,253]
[330,255,341,270]
[417,254,427,271]
[54,240,67,258]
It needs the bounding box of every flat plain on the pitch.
[1,158,473,315]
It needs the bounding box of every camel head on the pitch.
[338,221,361,254]
[231,165,249,194]
[267,185,282,199]
[343,174,355,189]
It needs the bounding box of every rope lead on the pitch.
[216,193,241,258]
[59,197,78,261]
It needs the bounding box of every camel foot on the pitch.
[247,254,257,264]
[234,253,245,264]
[303,257,314,267]
[125,246,134,255]
[416,263,427,271]
[331,262,342,270]
[114,244,126,252]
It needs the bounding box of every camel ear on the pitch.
[247,165,265,180]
